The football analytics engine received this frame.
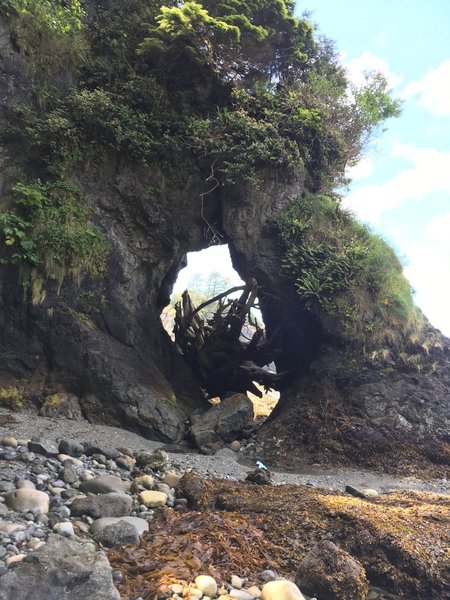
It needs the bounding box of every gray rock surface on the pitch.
[4,489,49,514]
[70,492,132,518]
[79,475,126,495]
[136,449,169,470]
[258,344,450,468]
[92,520,140,547]
[82,443,121,460]
[190,394,254,448]
[295,540,369,600]
[0,0,448,472]
[90,516,149,537]
[58,440,84,457]
[28,439,59,457]
[0,534,120,600]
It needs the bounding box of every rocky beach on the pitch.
[1,2,450,599]
[0,409,448,600]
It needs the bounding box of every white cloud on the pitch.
[345,156,373,180]
[345,50,403,88]
[342,143,450,223]
[404,212,450,336]
[426,210,450,245]
[173,245,243,295]
[402,60,450,117]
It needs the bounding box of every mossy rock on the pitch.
[38,392,83,420]
[0,387,28,411]
[295,540,369,600]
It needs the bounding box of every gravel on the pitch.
[0,408,448,495]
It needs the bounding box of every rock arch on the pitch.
[0,15,448,468]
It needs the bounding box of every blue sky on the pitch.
[176,1,450,336]
[305,0,450,336]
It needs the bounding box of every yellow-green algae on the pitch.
[109,474,449,599]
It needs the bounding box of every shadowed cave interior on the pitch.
[158,244,319,419]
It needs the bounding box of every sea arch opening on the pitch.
[160,244,280,421]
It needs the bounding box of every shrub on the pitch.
[3,0,87,106]
[276,194,423,347]
[0,179,109,300]
[0,387,26,411]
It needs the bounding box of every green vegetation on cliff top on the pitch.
[0,0,422,350]
[276,195,424,348]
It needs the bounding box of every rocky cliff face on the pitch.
[257,342,450,471]
[0,15,448,467]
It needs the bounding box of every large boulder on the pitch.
[189,393,254,450]
[295,540,368,600]
[0,19,207,441]
[261,580,305,600]
[70,492,132,518]
[0,534,120,600]
[79,475,126,495]
[258,343,450,471]
[92,520,140,547]
[4,489,49,514]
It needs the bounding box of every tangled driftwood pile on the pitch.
[174,280,283,398]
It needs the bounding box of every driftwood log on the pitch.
[174,279,283,398]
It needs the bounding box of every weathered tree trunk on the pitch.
[173,280,283,398]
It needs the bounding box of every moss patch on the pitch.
[0,387,28,411]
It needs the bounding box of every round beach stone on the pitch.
[90,516,149,537]
[259,570,277,582]
[360,488,379,498]
[70,492,132,518]
[62,466,77,484]
[4,489,49,514]
[0,451,17,460]
[134,475,154,489]
[15,479,35,490]
[195,575,218,597]
[185,587,202,598]
[135,449,169,470]
[0,522,26,536]
[5,554,25,567]
[169,583,184,595]
[58,454,83,466]
[229,440,241,452]
[247,586,262,598]
[28,439,59,457]
[231,575,245,589]
[116,447,134,459]
[138,490,167,508]
[1,436,18,448]
[58,439,84,457]
[53,522,74,538]
[229,590,254,600]
[261,580,305,600]
[79,475,126,495]
[156,483,171,495]
[93,520,140,547]
[163,471,181,488]
[116,455,135,470]
[0,481,15,493]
